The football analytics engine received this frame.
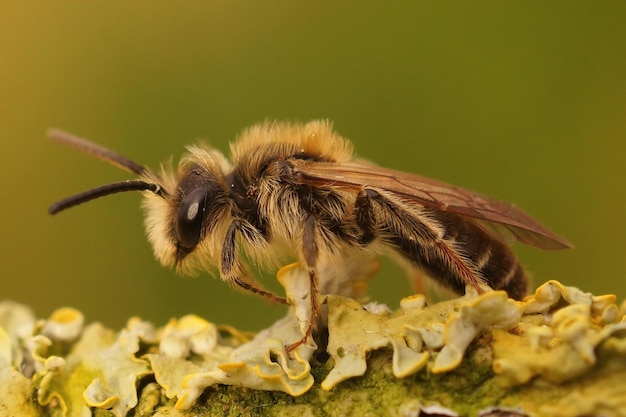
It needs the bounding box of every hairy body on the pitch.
[50,121,571,349]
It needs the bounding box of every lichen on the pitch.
[1,272,626,416]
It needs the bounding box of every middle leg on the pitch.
[285,213,321,353]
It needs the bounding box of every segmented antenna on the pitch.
[48,129,149,176]
[49,180,161,214]
[48,129,165,214]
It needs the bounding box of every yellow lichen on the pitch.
[0,366,39,417]
[492,280,626,386]
[141,263,318,410]
[40,307,84,343]
[322,286,522,389]
[1,275,625,416]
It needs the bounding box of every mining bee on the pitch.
[49,121,571,350]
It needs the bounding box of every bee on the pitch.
[49,120,571,350]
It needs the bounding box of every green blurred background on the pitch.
[1,2,625,331]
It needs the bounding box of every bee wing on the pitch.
[290,160,572,250]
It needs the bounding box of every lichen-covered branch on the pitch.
[1,270,625,417]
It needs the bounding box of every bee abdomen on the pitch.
[387,209,529,300]
[439,211,529,300]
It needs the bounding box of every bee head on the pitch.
[159,153,232,273]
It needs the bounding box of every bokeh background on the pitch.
[2,2,625,331]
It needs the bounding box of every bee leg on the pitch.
[221,220,288,305]
[354,189,378,245]
[364,188,486,295]
[285,213,320,353]
[357,187,426,294]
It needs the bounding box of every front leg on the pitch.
[221,220,288,305]
[285,213,320,353]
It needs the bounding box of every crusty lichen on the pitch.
[1,269,626,417]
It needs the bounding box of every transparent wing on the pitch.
[289,160,572,250]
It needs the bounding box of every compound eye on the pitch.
[176,187,209,249]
